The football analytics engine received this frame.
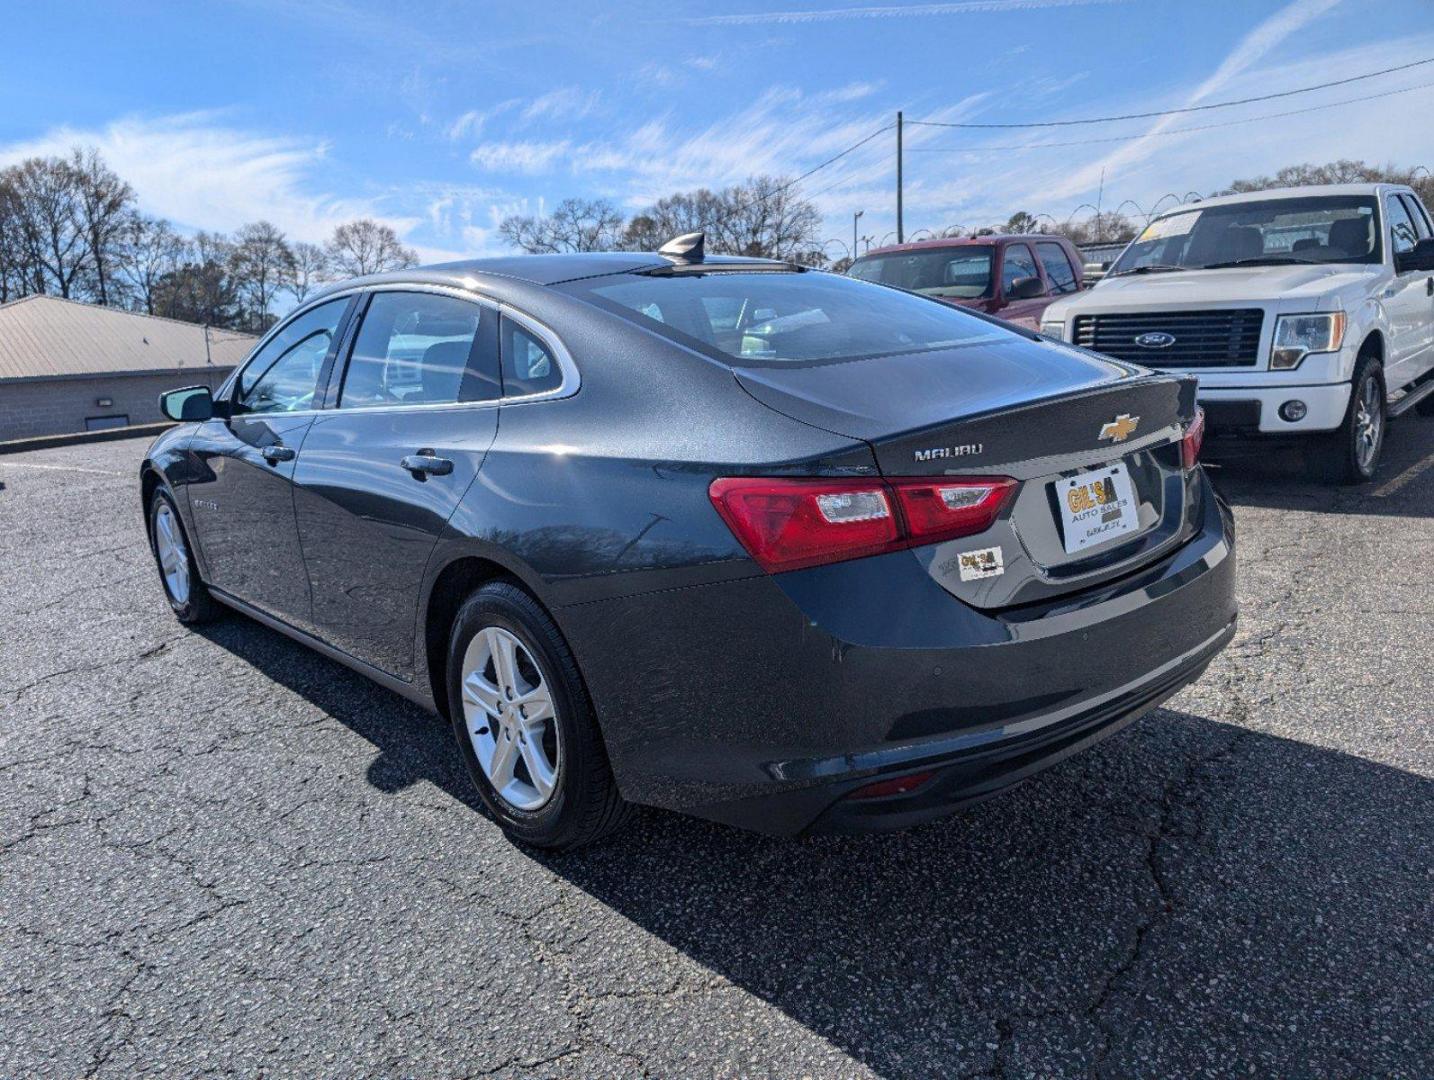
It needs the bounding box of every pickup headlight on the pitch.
[1271,312,1346,370]
[1039,320,1065,340]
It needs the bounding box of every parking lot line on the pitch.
[1372,447,1434,497]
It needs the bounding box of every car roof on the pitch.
[308,252,790,302]
[1155,183,1413,216]
[857,235,1067,258]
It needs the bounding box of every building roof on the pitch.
[0,295,258,382]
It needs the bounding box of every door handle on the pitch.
[400,452,454,477]
[261,445,296,464]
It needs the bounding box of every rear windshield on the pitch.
[557,270,1005,366]
[1109,195,1383,274]
[848,246,993,299]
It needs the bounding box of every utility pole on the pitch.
[896,111,904,245]
[853,209,864,264]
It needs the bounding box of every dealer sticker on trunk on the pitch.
[1057,463,1140,555]
[957,545,1004,581]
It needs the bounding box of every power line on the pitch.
[701,122,894,230]
[907,55,1434,129]
[905,78,1434,153]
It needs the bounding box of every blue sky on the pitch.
[3,0,1433,261]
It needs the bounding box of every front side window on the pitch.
[236,297,348,413]
[1036,242,1078,294]
[1386,195,1419,256]
[1399,194,1431,238]
[1001,244,1039,294]
[501,317,563,397]
[339,292,498,409]
[559,269,1006,367]
[1109,195,1382,274]
[849,246,993,299]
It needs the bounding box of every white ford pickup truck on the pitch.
[1041,184,1434,482]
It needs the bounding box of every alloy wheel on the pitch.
[153,502,191,605]
[460,626,561,811]
[1354,375,1383,472]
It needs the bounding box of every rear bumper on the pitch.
[559,477,1237,837]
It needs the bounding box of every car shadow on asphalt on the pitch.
[194,615,1430,1076]
[1206,412,1432,518]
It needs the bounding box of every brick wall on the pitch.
[0,370,234,442]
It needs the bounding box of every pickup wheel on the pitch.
[1306,352,1385,484]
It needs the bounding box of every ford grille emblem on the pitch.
[1134,331,1176,349]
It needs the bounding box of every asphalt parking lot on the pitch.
[2,420,1431,1080]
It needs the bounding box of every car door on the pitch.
[186,295,354,623]
[291,287,504,677]
[1396,193,1434,377]
[1381,193,1429,390]
[995,242,1047,329]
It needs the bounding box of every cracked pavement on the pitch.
[1,420,1431,1079]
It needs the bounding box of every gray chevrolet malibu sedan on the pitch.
[141,233,1236,850]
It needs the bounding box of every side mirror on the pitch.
[1395,237,1434,273]
[1007,275,1047,301]
[159,385,215,422]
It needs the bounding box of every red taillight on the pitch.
[707,477,903,574]
[888,477,1017,545]
[1181,408,1206,469]
[708,474,1015,574]
[847,770,936,800]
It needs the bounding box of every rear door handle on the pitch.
[400,452,454,477]
[261,445,296,464]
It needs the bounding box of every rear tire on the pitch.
[147,488,219,624]
[1305,352,1385,484]
[447,581,632,850]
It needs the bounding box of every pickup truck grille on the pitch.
[1072,309,1264,368]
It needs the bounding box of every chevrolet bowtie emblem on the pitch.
[1099,414,1140,442]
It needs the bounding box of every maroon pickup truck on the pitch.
[848,234,1085,330]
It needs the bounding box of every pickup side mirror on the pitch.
[159,385,215,422]
[1007,275,1047,301]
[1395,237,1434,274]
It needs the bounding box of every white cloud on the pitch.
[521,87,601,123]
[681,0,1127,26]
[469,140,573,174]
[0,111,413,245]
[1042,0,1347,199]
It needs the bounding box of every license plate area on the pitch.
[1055,463,1140,554]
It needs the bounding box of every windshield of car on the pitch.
[848,246,993,298]
[1108,195,1382,274]
[559,270,1008,366]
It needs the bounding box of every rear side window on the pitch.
[501,317,563,397]
[559,269,1005,366]
[237,297,349,413]
[1001,244,1039,294]
[1036,242,1079,294]
[338,292,499,409]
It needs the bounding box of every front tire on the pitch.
[1306,353,1385,484]
[147,488,218,624]
[447,582,632,850]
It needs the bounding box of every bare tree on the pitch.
[499,198,626,253]
[1215,159,1434,207]
[287,241,329,303]
[230,220,294,331]
[115,215,189,315]
[70,148,134,306]
[2,156,89,298]
[620,189,725,251]
[155,230,239,326]
[325,219,417,278]
[0,175,39,301]
[618,178,821,262]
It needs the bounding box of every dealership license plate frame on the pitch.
[1056,462,1140,554]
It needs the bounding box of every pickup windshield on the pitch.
[848,246,993,299]
[1109,195,1383,275]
